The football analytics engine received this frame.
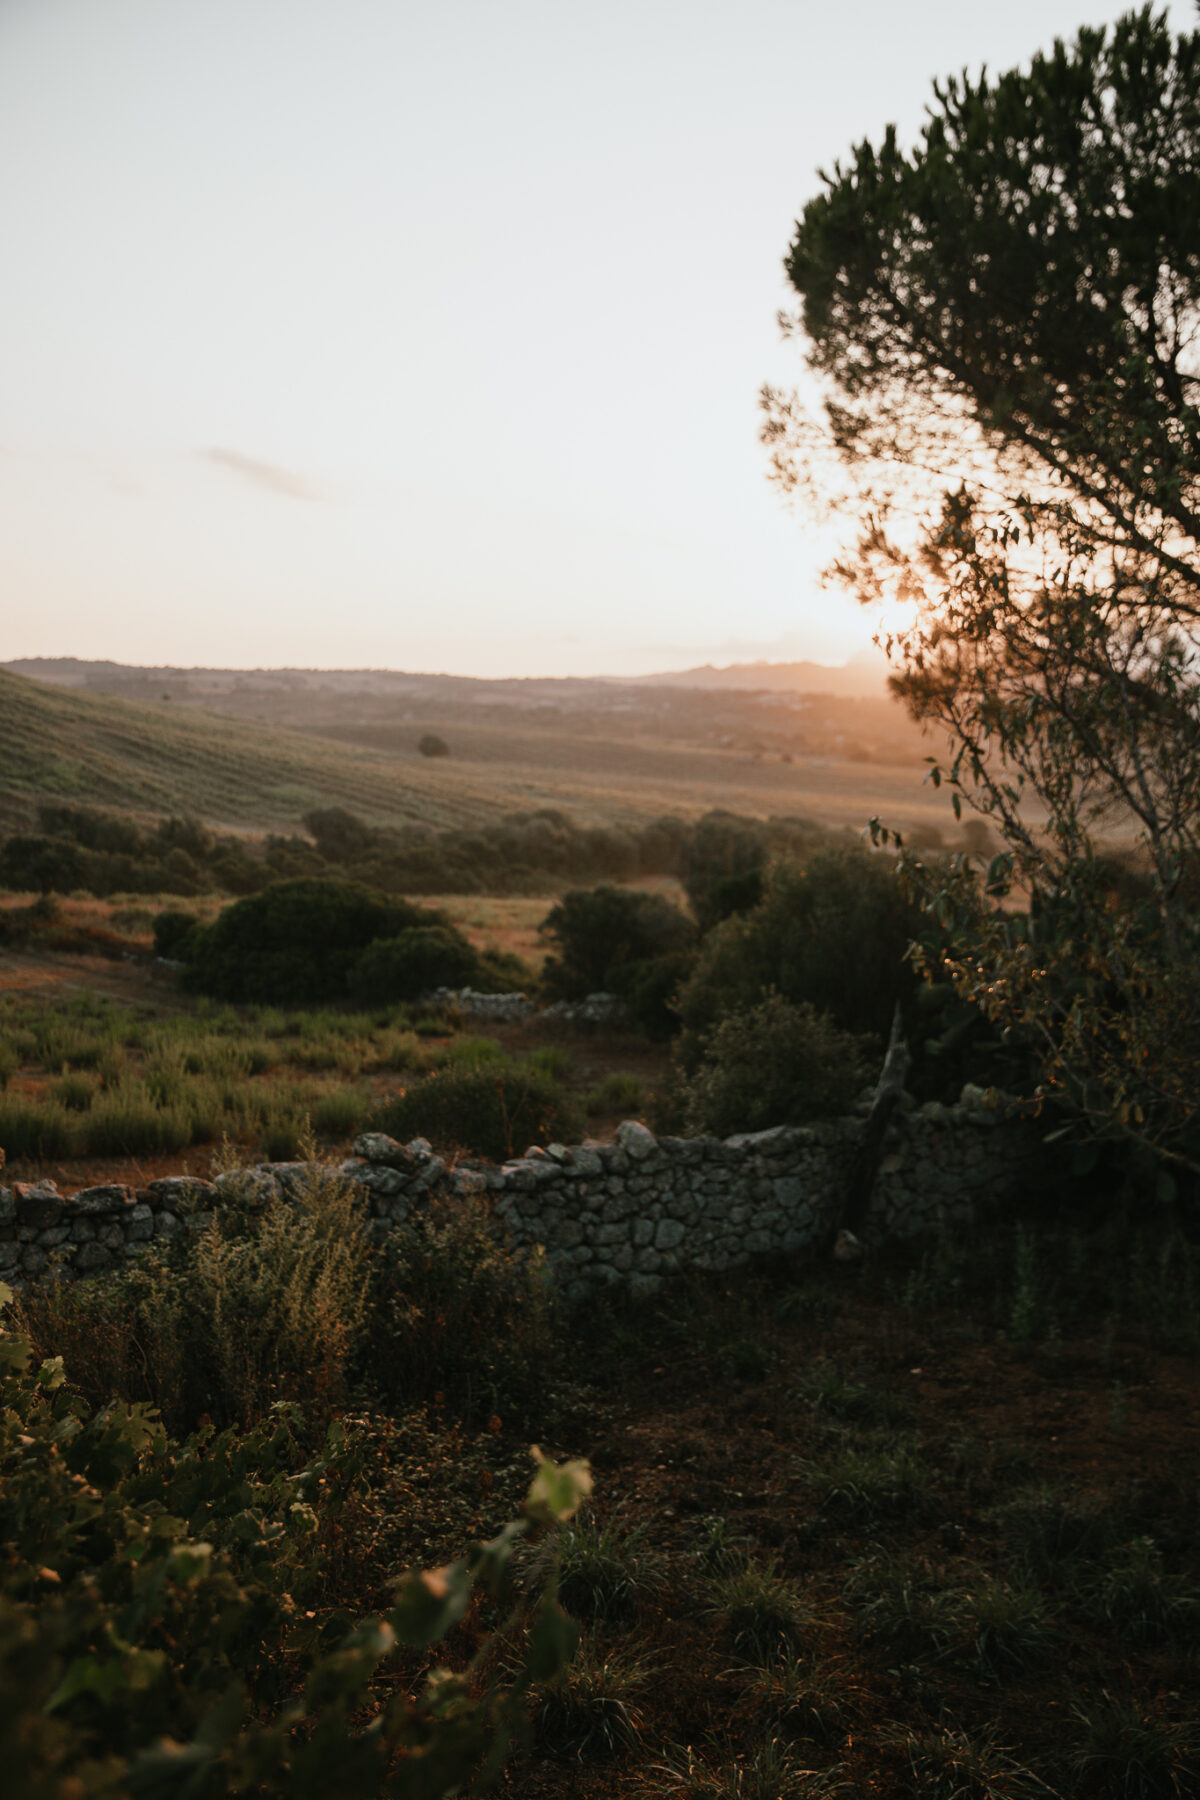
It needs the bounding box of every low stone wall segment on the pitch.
[1,1088,1040,1296]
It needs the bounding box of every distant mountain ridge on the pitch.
[4,653,890,698]
[630,656,888,697]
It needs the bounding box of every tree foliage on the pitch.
[676,848,920,1059]
[768,6,1200,1161]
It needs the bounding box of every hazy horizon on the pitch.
[1,0,1179,679]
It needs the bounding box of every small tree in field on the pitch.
[767,7,1200,1164]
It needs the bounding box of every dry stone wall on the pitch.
[1,1089,1040,1296]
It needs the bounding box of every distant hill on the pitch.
[0,659,941,844]
[0,667,508,836]
[5,652,890,700]
[632,656,889,697]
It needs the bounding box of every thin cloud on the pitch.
[199,447,322,501]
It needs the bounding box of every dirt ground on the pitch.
[490,1264,1200,1797]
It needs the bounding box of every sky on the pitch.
[0,0,1184,679]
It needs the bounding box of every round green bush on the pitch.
[539,884,696,1001]
[370,1062,583,1163]
[351,926,483,1003]
[182,879,435,1004]
[678,993,874,1137]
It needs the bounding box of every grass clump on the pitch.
[19,1151,371,1434]
[556,1513,650,1628]
[1069,1695,1197,1798]
[740,1649,859,1746]
[1084,1537,1200,1648]
[50,1068,99,1112]
[654,1737,849,1798]
[846,1554,1053,1677]
[81,1089,192,1156]
[807,1435,929,1524]
[370,1193,557,1422]
[707,1556,811,1661]
[537,1638,648,1760]
[585,1070,645,1116]
[310,1087,371,1141]
[794,1365,913,1430]
[990,1485,1116,1584]
[895,1726,1054,1799]
[0,1093,76,1159]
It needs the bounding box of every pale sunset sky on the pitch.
[0,0,1179,678]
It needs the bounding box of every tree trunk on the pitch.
[831,1002,910,1260]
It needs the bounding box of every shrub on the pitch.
[302,806,376,860]
[0,833,88,895]
[370,1061,582,1163]
[350,925,483,1003]
[182,878,434,1004]
[369,1193,558,1420]
[678,994,874,1137]
[152,906,202,960]
[676,847,922,1052]
[540,884,696,1006]
[418,732,450,757]
[618,948,698,1038]
[0,1094,76,1160]
[311,1087,371,1141]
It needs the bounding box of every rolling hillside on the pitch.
[0,665,946,841]
[0,668,512,836]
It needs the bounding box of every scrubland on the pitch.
[0,678,1196,1798]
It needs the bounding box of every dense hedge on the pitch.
[1,802,835,901]
[178,880,445,1004]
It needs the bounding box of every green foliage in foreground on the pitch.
[0,1278,589,1800]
